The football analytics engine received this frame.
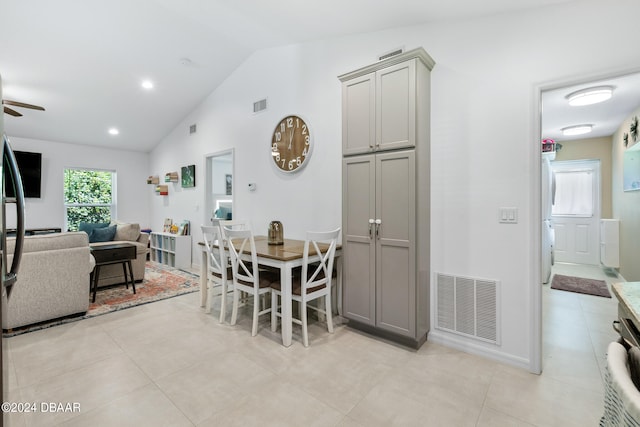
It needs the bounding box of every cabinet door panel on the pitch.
[378,244,411,334]
[376,60,416,152]
[343,156,376,325]
[378,154,412,241]
[342,73,375,156]
[375,151,416,336]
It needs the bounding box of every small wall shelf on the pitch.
[165,172,179,182]
[149,232,191,269]
[147,176,159,184]
[155,185,168,195]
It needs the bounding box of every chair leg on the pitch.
[271,292,278,332]
[325,294,334,334]
[219,281,227,323]
[301,299,309,347]
[230,288,240,326]
[205,279,213,314]
[252,292,260,336]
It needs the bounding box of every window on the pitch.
[64,168,116,231]
[552,169,593,217]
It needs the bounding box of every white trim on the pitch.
[530,82,543,374]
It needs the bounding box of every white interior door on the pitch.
[551,159,600,265]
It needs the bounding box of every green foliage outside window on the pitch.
[64,169,114,231]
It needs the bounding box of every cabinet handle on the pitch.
[369,219,375,238]
[375,219,382,239]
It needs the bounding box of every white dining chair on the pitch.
[219,219,248,231]
[223,227,279,336]
[201,223,233,323]
[271,228,340,347]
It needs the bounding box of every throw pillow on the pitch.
[113,222,141,242]
[78,222,110,237]
[629,346,640,391]
[90,224,117,243]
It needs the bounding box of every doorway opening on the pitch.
[205,149,234,225]
[535,70,640,374]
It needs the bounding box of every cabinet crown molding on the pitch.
[338,47,435,82]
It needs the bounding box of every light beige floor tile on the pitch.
[584,307,618,335]
[476,407,536,427]
[541,344,603,392]
[485,365,603,427]
[198,381,343,427]
[10,328,124,389]
[279,344,396,414]
[347,367,485,427]
[13,353,151,426]
[336,416,367,427]
[114,324,238,381]
[58,383,193,427]
[407,349,500,386]
[156,350,277,424]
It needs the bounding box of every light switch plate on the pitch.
[499,207,518,224]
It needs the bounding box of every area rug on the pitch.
[4,262,200,337]
[550,274,611,298]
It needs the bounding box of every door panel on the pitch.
[378,244,411,335]
[551,160,600,265]
[343,155,376,325]
[376,60,416,151]
[375,151,416,336]
[342,73,375,155]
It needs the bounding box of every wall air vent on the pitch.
[189,124,197,134]
[253,98,267,114]
[378,47,404,61]
[435,273,500,345]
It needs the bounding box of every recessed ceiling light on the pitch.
[566,86,613,106]
[141,80,154,90]
[108,128,119,136]
[561,124,593,136]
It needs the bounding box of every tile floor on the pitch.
[3,262,621,426]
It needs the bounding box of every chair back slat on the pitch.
[302,228,340,294]
[220,219,248,232]
[201,224,227,280]
[223,227,259,289]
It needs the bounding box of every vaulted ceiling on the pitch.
[1,0,593,152]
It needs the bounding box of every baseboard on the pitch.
[428,329,531,372]
[345,319,427,350]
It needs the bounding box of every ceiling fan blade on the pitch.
[3,106,23,117]
[2,100,45,111]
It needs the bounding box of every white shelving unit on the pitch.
[149,232,191,270]
[600,219,620,269]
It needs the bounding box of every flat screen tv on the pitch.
[4,150,42,198]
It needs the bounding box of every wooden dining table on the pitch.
[199,235,342,347]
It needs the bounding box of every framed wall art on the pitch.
[181,164,195,188]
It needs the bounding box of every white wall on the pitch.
[149,0,640,368]
[5,136,150,230]
[612,105,640,281]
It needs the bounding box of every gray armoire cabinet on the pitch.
[339,48,434,348]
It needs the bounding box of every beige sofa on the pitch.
[88,222,149,287]
[2,232,94,330]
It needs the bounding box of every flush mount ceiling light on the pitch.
[561,124,593,136]
[566,86,613,106]
[141,80,154,90]
[108,127,119,136]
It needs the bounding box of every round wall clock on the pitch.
[271,115,312,173]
